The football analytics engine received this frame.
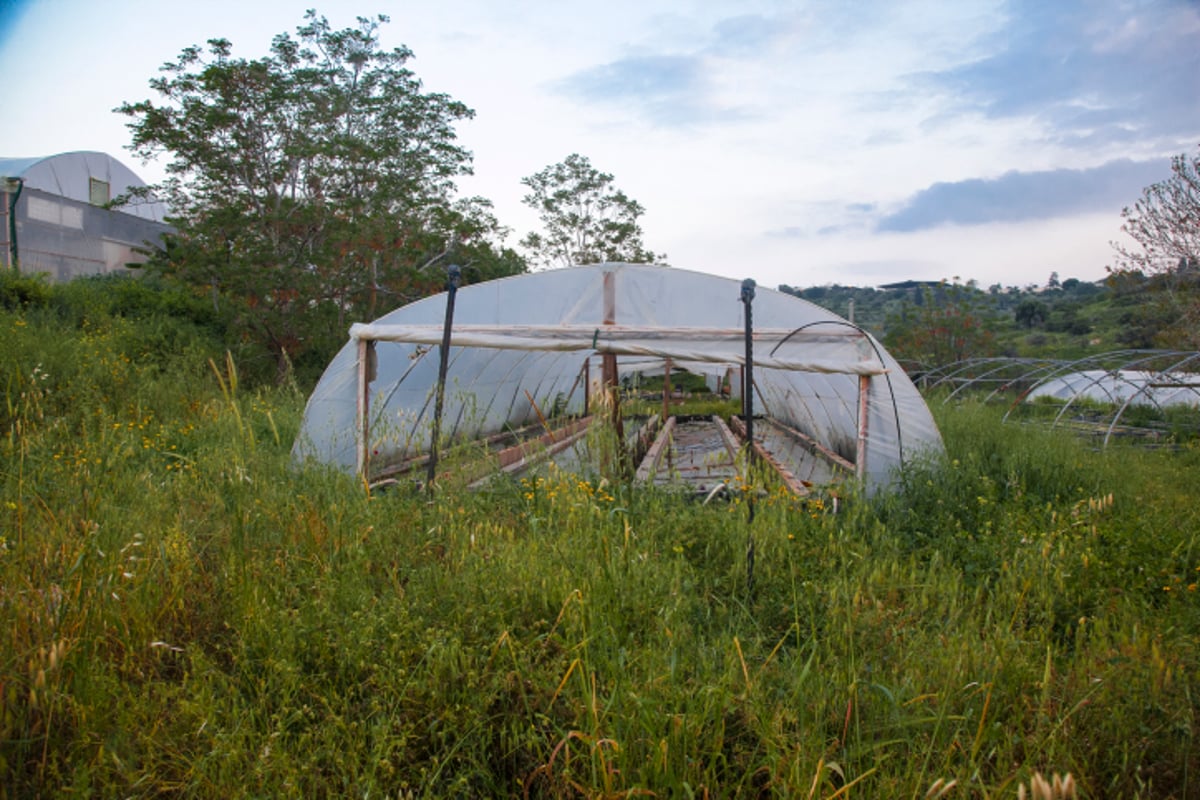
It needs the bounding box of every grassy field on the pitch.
[2,287,1199,798]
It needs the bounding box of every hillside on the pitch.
[780,273,1180,365]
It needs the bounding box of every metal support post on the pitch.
[2,177,23,273]
[741,279,756,460]
[739,278,757,594]
[583,358,590,416]
[426,264,461,492]
[662,357,672,424]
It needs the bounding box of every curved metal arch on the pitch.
[926,357,1011,392]
[1001,359,1077,422]
[768,319,908,465]
[978,359,1062,405]
[930,357,1058,404]
[1001,351,1150,424]
[1103,351,1200,447]
[1033,350,1186,431]
[1050,369,1142,429]
[981,349,1200,446]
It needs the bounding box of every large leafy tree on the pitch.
[1109,147,1200,348]
[884,281,998,369]
[118,11,524,379]
[520,153,665,268]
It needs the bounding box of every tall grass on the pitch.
[2,285,1198,797]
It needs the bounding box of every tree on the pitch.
[118,11,524,379]
[520,154,665,268]
[1015,298,1048,329]
[884,281,997,368]
[1109,147,1200,348]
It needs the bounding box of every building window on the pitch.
[89,178,110,206]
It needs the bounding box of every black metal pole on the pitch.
[740,278,756,593]
[4,177,23,274]
[741,279,756,458]
[426,264,461,492]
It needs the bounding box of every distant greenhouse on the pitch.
[920,350,1200,446]
[294,263,945,495]
[0,151,171,280]
[1026,369,1200,409]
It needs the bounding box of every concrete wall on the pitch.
[1,187,172,280]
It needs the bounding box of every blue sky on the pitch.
[1,0,1197,289]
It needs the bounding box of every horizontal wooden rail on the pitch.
[728,416,810,496]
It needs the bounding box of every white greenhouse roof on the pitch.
[1027,369,1200,408]
[293,263,944,492]
[0,151,168,222]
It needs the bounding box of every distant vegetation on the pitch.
[3,268,1200,798]
[114,12,665,384]
[782,145,1200,371]
[780,270,1185,370]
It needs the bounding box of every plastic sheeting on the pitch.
[0,151,168,222]
[293,263,944,492]
[1,151,172,280]
[1027,370,1200,408]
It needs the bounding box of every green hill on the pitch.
[780,273,1180,366]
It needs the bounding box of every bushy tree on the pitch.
[520,154,665,268]
[885,281,997,369]
[1015,299,1048,329]
[1109,147,1200,348]
[118,11,524,379]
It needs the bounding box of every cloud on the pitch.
[876,158,1173,232]
[769,202,879,238]
[554,10,794,126]
[710,14,780,55]
[560,54,704,100]
[554,53,728,125]
[922,0,1200,146]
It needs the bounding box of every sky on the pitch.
[1,0,1198,290]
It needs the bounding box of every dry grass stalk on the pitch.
[1017,772,1077,800]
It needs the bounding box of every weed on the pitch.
[2,285,1199,797]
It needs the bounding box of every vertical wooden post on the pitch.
[601,271,617,388]
[601,270,624,442]
[856,374,870,480]
[356,338,374,479]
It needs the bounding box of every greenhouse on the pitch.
[293,263,944,494]
[0,151,171,279]
[920,350,1200,445]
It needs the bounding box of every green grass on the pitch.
[2,291,1199,798]
[624,392,742,421]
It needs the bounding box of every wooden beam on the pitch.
[727,415,810,496]
[635,416,676,483]
[355,339,374,478]
[856,374,870,480]
[761,417,855,474]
